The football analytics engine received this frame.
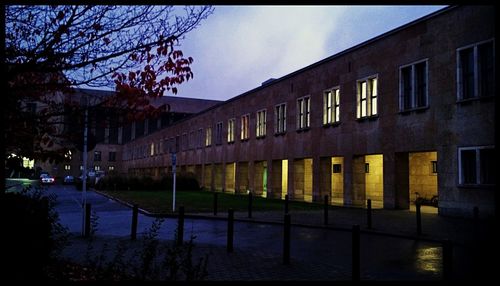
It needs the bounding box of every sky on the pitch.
[174,5,447,101]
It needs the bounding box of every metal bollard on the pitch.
[284,194,289,214]
[131,204,138,240]
[367,199,372,229]
[283,214,291,265]
[248,192,253,218]
[442,239,453,281]
[352,224,360,281]
[416,202,422,235]
[177,206,185,246]
[227,209,234,253]
[324,195,329,225]
[213,192,218,216]
[84,203,91,238]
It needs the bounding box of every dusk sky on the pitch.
[174,5,446,101]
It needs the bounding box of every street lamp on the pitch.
[81,96,89,236]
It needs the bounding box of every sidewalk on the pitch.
[56,188,497,281]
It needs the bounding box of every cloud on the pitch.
[177,5,445,101]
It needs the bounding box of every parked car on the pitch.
[63,175,75,185]
[40,174,55,185]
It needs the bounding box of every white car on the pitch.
[40,174,55,184]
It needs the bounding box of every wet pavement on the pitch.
[41,184,495,281]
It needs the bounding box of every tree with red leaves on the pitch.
[3,5,213,173]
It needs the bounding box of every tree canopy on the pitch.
[4,5,213,163]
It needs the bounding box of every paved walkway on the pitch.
[49,185,496,281]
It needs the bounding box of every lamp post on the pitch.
[81,99,89,236]
[172,152,177,212]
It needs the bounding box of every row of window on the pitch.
[88,151,116,162]
[122,40,494,162]
[64,164,115,171]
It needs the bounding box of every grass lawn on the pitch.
[100,189,325,214]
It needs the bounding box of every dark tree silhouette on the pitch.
[4,5,213,168]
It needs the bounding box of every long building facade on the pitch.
[43,6,494,218]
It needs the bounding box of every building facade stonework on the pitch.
[49,6,496,218]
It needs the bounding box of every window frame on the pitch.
[356,75,379,120]
[227,118,235,143]
[256,109,267,138]
[205,127,212,147]
[323,86,340,126]
[456,39,495,102]
[240,113,250,141]
[399,59,429,112]
[458,145,495,186]
[296,95,311,131]
[274,103,287,135]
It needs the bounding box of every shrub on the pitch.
[3,186,69,281]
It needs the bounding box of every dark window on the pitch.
[478,42,494,98]
[109,152,116,162]
[460,48,475,100]
[135,120,145,137]
[333,164,342,173]
[365,163,370,173]
[479,148,495,184]
[148,118,158,134]
[401,66,412,110]
[431,161,437,174]
[415,62,427,107]
[460,149,476,184]
[94,151,102,161]
[215,122,223,145]
[108,115,118,144]
[122,123,132,143]
[400,61,427,111]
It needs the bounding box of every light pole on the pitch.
[172,152,177,212]
[81,98,89,236]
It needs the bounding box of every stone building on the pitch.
[119,6,495,217]
[37,6,495,218]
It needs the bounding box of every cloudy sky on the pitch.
[172,5,446,101]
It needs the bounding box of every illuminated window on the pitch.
[400,60,428,111]
[297,96,310,130]
[22,157,34,169]
[215,122,223,145]
[227,118,235,143]
[275,103,286,134]
[458,146,495,185]
[65,150,72,160]
[64,164,71,170]
[241,114,250,140]
[94,165,101,171]
[94,151,102,161]
[357,76,378,119]
[205,127,212,147]
[256,109,266,138]
[323,87,340,125]
[150,142,155,156]
[108,166,115,171]
[457,40,494,100]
